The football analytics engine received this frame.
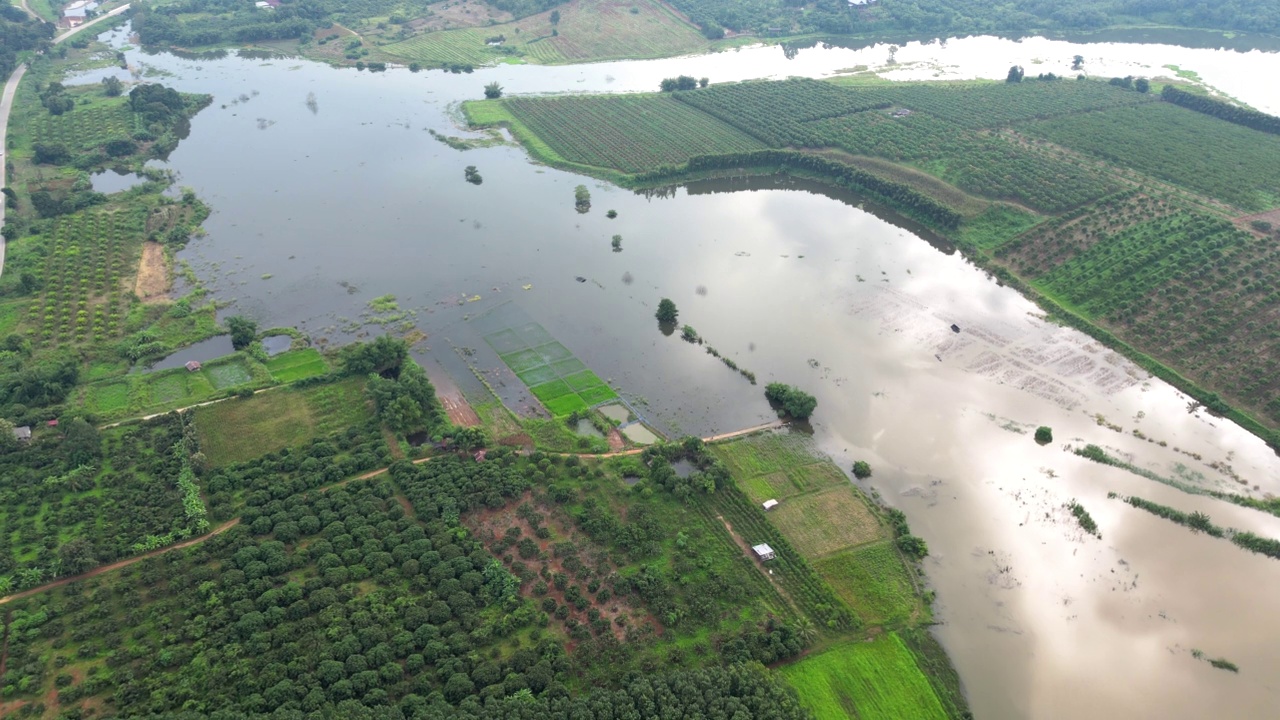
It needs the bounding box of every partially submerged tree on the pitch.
[226,315,257,350]
[483,81,503,99]
[1006,65,1024,83]
[574,184,591,213]
[655,298,678,324]
[852,460,871,479]
[764,383,817,420]
[1035,426,1053,444]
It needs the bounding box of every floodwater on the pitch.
[260,334,293,356]
[89,169,146,194]
[135,334,234,372]
[87,22,1280,719]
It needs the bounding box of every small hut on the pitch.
[13,426,32,443]
[752,543,775,561]
[185,360,202,372]
[762,499,779,511]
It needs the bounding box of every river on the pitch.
[75,23,1280,719]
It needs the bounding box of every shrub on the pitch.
[852,461,871,479]
[1034,426,1053,444]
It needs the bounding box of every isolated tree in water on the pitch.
[483,81,503,99]
[1071,54,1085,70]
[1006,65,1024,83]
[655,298,678,324]
[226,315,257,350]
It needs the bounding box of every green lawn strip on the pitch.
[562,369,605,392]
[781,633,949,720]
[529,379,574,402]
[515,364,559,386]
[533,341,574,365]
[483,328,525,355]
[499,348,546,373]
[543,393,589,417]
[549,357,588,377]
[265,348,329,383]
[577,384,618,405]
[814,542,920,627]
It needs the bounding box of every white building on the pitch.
[752,543,775,561]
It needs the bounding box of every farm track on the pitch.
[0,419,786,603]
[0,517,238,606]
[0,3,133,278]
[714,512,803,616]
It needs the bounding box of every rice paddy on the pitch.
[482,321,617,417]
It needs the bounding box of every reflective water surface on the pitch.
[87,23,1280,719]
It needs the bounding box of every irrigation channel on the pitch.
[48,22,1280,719]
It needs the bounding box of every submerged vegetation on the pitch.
[765,383,818,420]
[475,77,1280,449]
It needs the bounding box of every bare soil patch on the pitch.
[464,492,661,646]
[418,0,513,32]
[134,241,170,303]
[441,392,480,427]
[1236,207,1280,236]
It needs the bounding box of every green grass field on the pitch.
[483,325,618,417]
[770,487,885,557]
[781,633,949,720]
[1025,101,1280,211]
[77,354,270,419]
[503,94,765,173]
[193,378,370,466]
[815,542,920,627]
[265,348,329,383]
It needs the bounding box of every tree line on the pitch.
[1161,84,1280,136]
[635,150,963,230]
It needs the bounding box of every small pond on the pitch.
[670,459,697,478]
[621,424,659,446]
[598,403,633,425]
[261,334,294,356]
[137,335,235,372]
[574,419,604,438]
[91,169,146,194]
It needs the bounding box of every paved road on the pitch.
[0,3,132,278]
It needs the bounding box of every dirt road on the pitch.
[0,4,133,278]
[0,517,238,606]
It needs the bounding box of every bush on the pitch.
[763,383,817,420]
[1034,426,1053,444]
[852,461,871,479]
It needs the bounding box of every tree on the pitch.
[764,383,817,420]
[611,234,622,251]
[1006,65,1024,83]
[549,9,560,25]
[897,534,928,559]
[483,81,503,99]
[698,77,709,88]
[1071,54,1085,70]
[675,75,697,91]
[226,315,258,350]
[0,418,18,453]
[655,298,678,324]
[464,166,483,185]
[102,75,123,96]
[574,184,590,213]
[1135,77,1150,93]
[1034,426,1053,444]
[852,460,871,479]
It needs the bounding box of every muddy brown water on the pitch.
[75,22,1280,718]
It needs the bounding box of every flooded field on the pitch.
[87,22,1280,719]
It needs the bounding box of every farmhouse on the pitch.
[13,425,32,443]
[59,0,98,28]
[762,499,779,511]
[185,360,202,372]
[752,543,775,561]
